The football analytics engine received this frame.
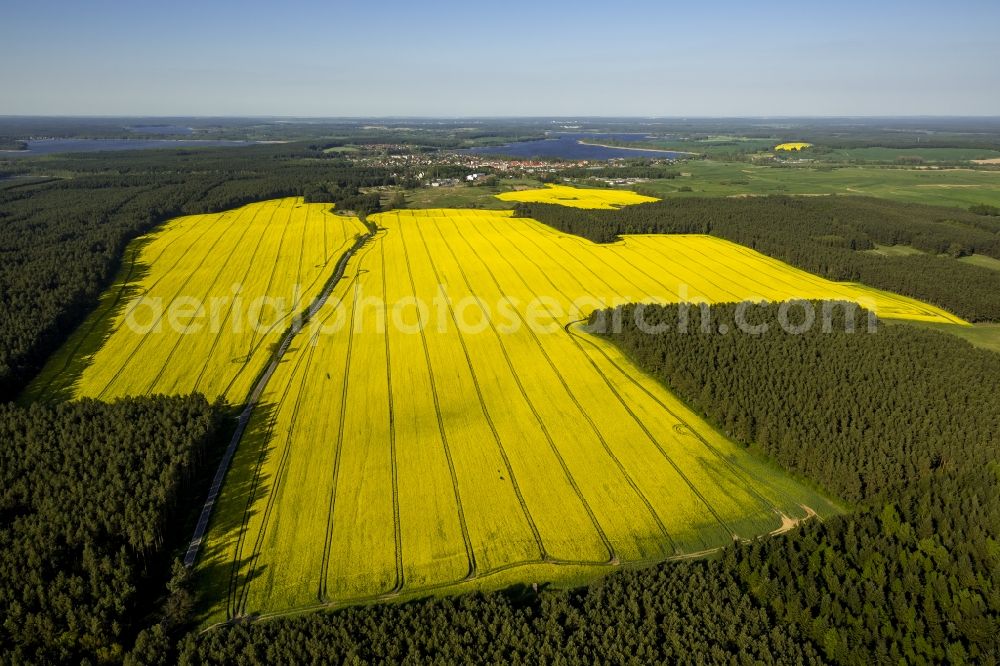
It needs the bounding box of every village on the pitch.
[344,142,681,187]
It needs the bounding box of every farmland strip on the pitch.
[496,218,787,521]
[468,219,725,548]
[94,208,248,399]
[242,199,296,357]
[396,220,477,581]
[184,227,375,578]
[441,218,616,563]
[411,218,548,562]
[142,201,274,395]
[379,234,405,594]
[191,205,285,393]
[317,271,367,601]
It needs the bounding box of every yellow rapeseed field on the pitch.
[199,207,963,622]
[774,142,814,151]
[495,184,659,209]
[25,198,367,404]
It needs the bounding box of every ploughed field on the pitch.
[25,191,965,621]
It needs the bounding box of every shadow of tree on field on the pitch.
[190,401,279,624]
[19,232,159,404]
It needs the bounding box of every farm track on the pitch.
[184,227,375,579]
[235,238,383,615]
[217,220,359,403]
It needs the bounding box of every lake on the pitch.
[459,133,684,160]
[1,138,255,158]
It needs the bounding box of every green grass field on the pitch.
[959,254,1000,272]
[639,161,1000,208]
[864,244,926,257]
[814,147,1000,163]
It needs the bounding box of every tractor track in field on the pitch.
[446,218,616,564]
[229,321,319,618]
[142,203,271,395]
[379,234,406,595]
[417,218,549,563]
[236,238,382,615]
[397,220,478,582]
[184,226,376,575]
[96,209,248,399]
[317,263,369,601]
[490,216,792,531]
[462,218,678,556]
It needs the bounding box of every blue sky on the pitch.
[2,0,998,116]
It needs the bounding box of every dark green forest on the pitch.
[0,395,221,664]
[516,195,1000,322]
[0,145,394,401]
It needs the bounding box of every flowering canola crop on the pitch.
[31,198,964,620]
[26,198,367,403]
[199,207,961,621]
[495,184,659,209]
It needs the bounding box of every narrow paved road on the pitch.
[184,228,375,567]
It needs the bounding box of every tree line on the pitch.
[515,195,1000,322]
